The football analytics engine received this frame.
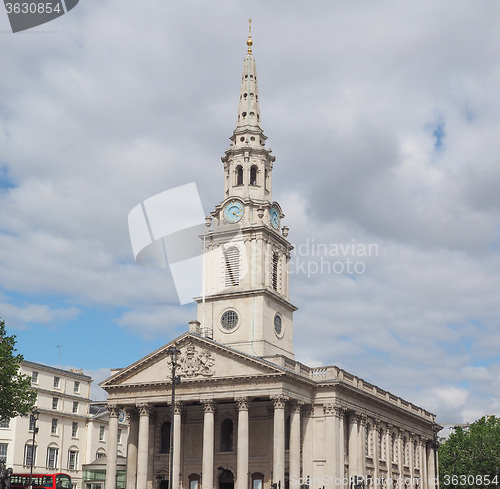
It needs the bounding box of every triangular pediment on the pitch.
[100,332,288,389]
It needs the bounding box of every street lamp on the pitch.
[29,408,39,489]
[167,345,181,489]
[432,422,440,489]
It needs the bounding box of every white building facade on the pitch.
[101,33,440,489]
[0,362,128,489]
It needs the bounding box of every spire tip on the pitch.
[247,18,253,53]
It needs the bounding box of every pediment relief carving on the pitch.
[169,341,215,378]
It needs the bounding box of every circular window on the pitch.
[274,314,283,337]
[221,310,239,330]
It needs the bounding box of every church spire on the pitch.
[233,19,264,143]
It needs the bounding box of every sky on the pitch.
[1,0,499,424]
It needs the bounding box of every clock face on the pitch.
[270,206,280,230]
[223,200,244,224]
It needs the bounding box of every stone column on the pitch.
[106,404,119,489]
[324,404,336,483]
[126,409,139,489]
[272,395,288,488]
[419,440,428,489]
[397,430,403,489]
[373,420,381,486]
[409,435,415,489]
[386,425,393,487]
[173,401,183,489]
[348,413,359,483]
[358,414,367,478]
[335,407,346,488]
[137,404,151,489]
[236,398,251,489]
[202,399,216,489]
[427,440,438,489]
[302,405,314,489]
[290,401,302,485]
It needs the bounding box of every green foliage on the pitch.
[0,318,37,419]
[439,416,500,489]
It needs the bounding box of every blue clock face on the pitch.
[270,206,280,230]
[223,200,244,223]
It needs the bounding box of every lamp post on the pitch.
[167,345,181,489]
[28,408,39,489]
[432,422,440,489]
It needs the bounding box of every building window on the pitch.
[53,376,60,389]
[24,444,36,466]
[99,426,105,442]
[250,165,258,185]
[220,418,233,452]
[189,474,201,489]
[29,414,37,432]
[72,401,79,414]
[71,422,78,438]
[223,246,240,287]
[68,449,78,470]
[51,418,58,435]
[264,169,268,190]
[31,371,39,384]
[0,443,7,463]
[52,397,59,410]
[379,429,385,460]
[96,449,106,459]
[285,415,291,451]
[252,473,265,489]
[46,447,58,468]
[160,421,171,453]
[74,381,80,394]
[236,165,243,186]
[117,428,122,444]
[0,418,10,428]
[392,433,397,463]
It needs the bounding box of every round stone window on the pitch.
[221,310,239,330]
[274,314,283,337]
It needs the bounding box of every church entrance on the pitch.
[218,468,234,489]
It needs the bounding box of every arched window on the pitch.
[379,429,385,460]
[220,418,233,452]
[189,474,201,489]
[236,165,243,186]
[252,473,265,489]
[264,169,268,190]
[46,444,59,469]
[250,165,258,186]
[24,442,36,466]
[392,433,397,463]
[224,246,240,287]
[160,421,171,454]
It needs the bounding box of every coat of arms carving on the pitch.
[170,341,215,377]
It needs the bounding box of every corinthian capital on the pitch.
[271,395,289,409]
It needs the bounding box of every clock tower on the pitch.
[195,26,297,360]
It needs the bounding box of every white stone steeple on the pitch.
[222,21,275,203]
[197,24,296,360]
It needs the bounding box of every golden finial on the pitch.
[247,18,253,53]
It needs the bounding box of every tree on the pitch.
[439,416,500,489]
[0,318,37,419]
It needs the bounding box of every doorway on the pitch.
[219,469,234,489]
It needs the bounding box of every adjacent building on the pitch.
[101,33,440,489]
[0,361,128,489]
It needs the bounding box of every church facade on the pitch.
[101,32,439,489]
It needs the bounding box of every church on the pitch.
[101,30,439,489]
